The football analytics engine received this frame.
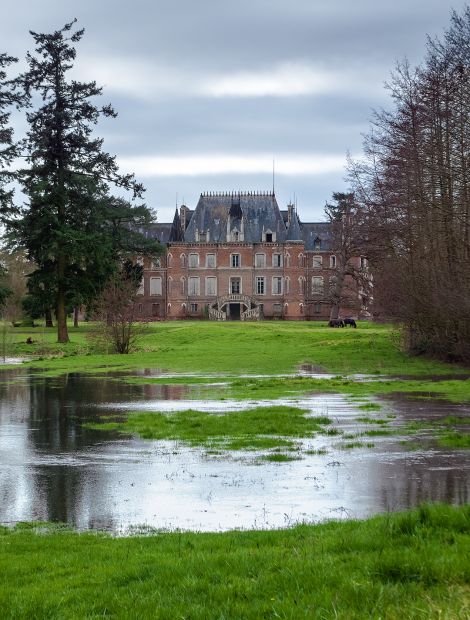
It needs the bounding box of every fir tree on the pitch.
[13,20,158,342]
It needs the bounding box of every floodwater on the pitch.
[0,368,469,532]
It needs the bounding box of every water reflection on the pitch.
[0,369,469,532]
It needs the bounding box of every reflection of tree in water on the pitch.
[377,454,470,512]
[27,373,147,451]
[0,372,147,528]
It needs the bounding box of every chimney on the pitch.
[287,203,294,225]
[180,204,189,230]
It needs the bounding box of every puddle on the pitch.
[0,369,468,532]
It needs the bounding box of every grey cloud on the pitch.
[2,0,467,223]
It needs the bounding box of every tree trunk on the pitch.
[56,254,69,343]
[45,308,53,328]
[73,306,79,328]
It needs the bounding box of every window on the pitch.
[272,253,283,267]
[272,276,283,295]
[313,255,322,269]
[205,277,217,296]
[190,303,198,313]
[330,255,336,268]
[360,257,367,269]
[137,279,144,295]
[230,277,241,294]
[255,253,266,268]
[188,253,199,268]
[206,253,216,268]
[284,277,290,294]
[265,232,273,242]
[314,302,321,314]
[231,254,240,268]
[180,277,186,295]
[256,277,266,295]
[149,277,162,296]
[138,303,143,313]
[152,258,161,269]
[273,302,282,315]
[188,277,200,296]
[298,277,305,294]
[312,276,323,295]
[232,230,239,241]
[180,253,186,267]
[314,237,321,250]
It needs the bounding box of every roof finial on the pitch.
[272,157,275,195]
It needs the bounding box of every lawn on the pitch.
[2,320,464,376]
[0,504,468,619]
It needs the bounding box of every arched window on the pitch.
[181,276,186,295]
[180,253,186,267]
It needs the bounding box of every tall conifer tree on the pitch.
[14,20,156,342]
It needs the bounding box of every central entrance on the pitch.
[228,303,241,320]
[208,294,260,321]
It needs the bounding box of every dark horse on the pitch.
[343,318,357,328]
[328,319,344,328]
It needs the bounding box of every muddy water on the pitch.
[0,369,469,532]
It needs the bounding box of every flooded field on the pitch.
[0,368,469,532]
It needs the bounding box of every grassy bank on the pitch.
[0,504,468,619]
[2,320,465,376]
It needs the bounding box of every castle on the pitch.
[135,192,367,321]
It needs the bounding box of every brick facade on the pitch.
[135,192,367,321]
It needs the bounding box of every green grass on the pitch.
[225,375,470,403]
[3,320,466,376]
[358,402,383,410]
[86,406,332,453]
[437,431,470,449]
[1,504,468,619]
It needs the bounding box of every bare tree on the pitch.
[89,261,145,354]
[324,192,371,320]
[348,7,470,361]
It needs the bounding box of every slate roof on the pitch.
[146,223,174,244]
[285,210,302,241]
[301,222,333,251]
[184,192,287,243]
[149,195,334,249]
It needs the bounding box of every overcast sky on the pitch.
[3,1,468,222]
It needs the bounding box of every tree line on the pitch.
[0,20,161,342]
[336,6,470,363]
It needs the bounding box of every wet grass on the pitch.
[1,504,468,619]
[227,375,470,403]
[3,320,465,376]
[86,406,332,453]
[437,432,470,449]
[356,416,390,425]
[358,402,382,410]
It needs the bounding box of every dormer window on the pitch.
[266,233,272,242]
[313,237,321,250]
